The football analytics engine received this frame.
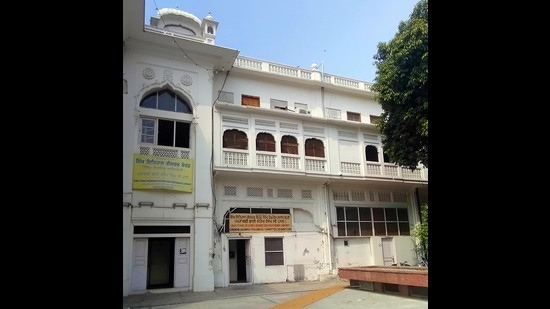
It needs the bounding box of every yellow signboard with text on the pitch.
[229,213,292,233]
[132,154,193,192]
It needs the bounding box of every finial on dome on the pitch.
[206,9,214,19]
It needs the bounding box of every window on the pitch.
[223,129,248,150]
[270,98,288,110]
[326,108,341,119]
[336,206,410,237]
[281,135,298,154]
[207,25,214,34]
[256,132,276,152]
[305,138,325,157]
[242,94,260,107]
[139,89,192,148]
[383,151,391,163]
[347,111,361,122]
[365,145,379,162]
[218,91,234,104]
[369,115,381,124]
[140,118,190,148]
[141,89,192,113]
[265,237,284,266]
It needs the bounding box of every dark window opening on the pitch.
[305,138,325,158]
[223,129,248,150]
[256,132,276,152]
[265,237,284,266]
[336,206,409,237]
[281,135,298,154]
[366,145,379,162]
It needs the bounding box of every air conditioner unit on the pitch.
[297,108,311,115]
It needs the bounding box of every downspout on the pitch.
[324,182,333,274]
[415,188,422,223]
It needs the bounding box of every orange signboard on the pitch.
[229,213,292,233]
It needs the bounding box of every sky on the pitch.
[144,0,419,82]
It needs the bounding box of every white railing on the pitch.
[221,149,427,181]
[233,56,374,93]
[139,145,190,159]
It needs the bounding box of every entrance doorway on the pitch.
[381,237,395,266]
[229,239,250,283]
[147,238,174,289]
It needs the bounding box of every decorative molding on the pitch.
[142,67,155,79]
[163,69,173,82]
[181,74,193,86]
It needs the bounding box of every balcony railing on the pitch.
[233,56,374,93]
[222,149,427,181]
[139,145,190,159]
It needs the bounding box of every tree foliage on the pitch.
[371,0,428,170]
[411,203,428,263]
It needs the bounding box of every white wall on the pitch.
[334,238,373,267]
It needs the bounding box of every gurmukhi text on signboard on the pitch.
[132,154,193,192]
[229,213,291,233]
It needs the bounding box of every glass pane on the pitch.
[271,208,290,214]
[345,207,358,221]
[346,222,360,236]
[360,222,373,236]
[397,208,409,221]
[399,223,410,235]
[385,208,397,221]
[337,222,346,236]
[386,222,399,235]
[265,238,283,251]
[175,122,190,148]
[158,120,174,146]
[140,93,157,109]
[176,96,191,113]
[359,207,371,221]
[372,208,385,221]
[141,135,154,143]
[336,207,345,220]
[373,222,386,236]
[141,119,155,143]
[265,252,284,266]
[158,89,175,111]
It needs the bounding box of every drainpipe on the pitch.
[415,188,422,223]
[324,182,333,273]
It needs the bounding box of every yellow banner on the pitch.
[132,154,193,192]
[229,213,292,233]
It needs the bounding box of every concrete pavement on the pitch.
[122,277,428,309]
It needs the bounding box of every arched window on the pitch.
[383,151,391,163]
[256,132,275,152]
[139,89,191,148]
[223,129,248,150]
[305,138,325,158]
[207,25,214,34]
[140,89,192,113]
[365,145,379,162]
[281,135,298,154]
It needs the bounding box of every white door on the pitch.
[131,238,148,291]
[381,237,394,266]
[174,237,190,288]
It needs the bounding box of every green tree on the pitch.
[371,0,428,170]
[411,203,428,264]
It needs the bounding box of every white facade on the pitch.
[123,0,428,297]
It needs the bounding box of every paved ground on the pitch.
[123,277,428,309]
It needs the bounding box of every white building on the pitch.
[123,0,428,296]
